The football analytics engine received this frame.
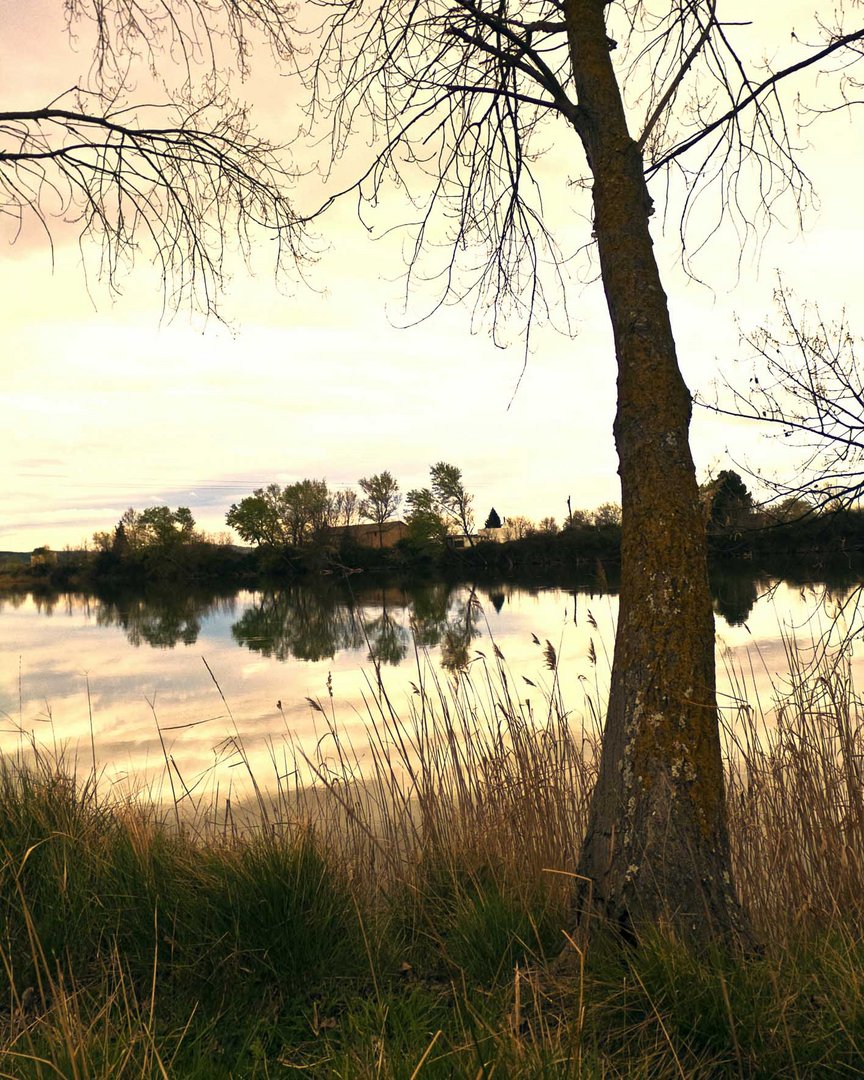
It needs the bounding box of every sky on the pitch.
[2,1,863,552]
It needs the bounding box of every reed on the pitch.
[3,623,864,1075]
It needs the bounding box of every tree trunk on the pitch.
[564,0,745,942]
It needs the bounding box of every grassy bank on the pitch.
[3,634,864,1076]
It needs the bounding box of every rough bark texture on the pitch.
[565,0,744,942]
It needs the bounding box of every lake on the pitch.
[2,573,861,800]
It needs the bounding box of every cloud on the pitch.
[13,458,65,470]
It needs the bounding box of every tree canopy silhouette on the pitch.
[484,508,502,530]
[358,472,403,546]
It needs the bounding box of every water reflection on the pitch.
[97,593,208,649]
[3,571,863,796]
[21,581,493,664]
[708,564,864,628]
[232,585,367,662]
[709,568,767,627]
[438,588,483,672]
[11,573,860,670]
[16,571,858,664]
[34,588,241,650]
[231,582,484,671]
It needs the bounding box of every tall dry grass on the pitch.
[286,625,864,942]
[719,620,864,937]
[3,616,864,1075]
[286,640,595,910]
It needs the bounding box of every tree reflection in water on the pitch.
[407,582,451,648]
[363,603,409,666]
[709,568,767,627]
[95,591,237,648]
[232,585,367,662]
[439,588,483,672]
[41,569,814,660]
[84,581,506,668]
[232,581,485,670]
[13,569,859,682]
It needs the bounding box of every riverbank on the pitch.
[2,640,864,1076]
[5,507,864,598]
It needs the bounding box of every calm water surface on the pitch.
[1,575,861,796]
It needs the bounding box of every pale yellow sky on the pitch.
[2,2,863,551]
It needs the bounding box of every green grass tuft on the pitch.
[4,632,864,1075]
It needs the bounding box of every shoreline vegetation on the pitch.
[5,501,864,598]
[6,467,864,597]
[3,628,864,1075]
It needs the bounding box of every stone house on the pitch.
[331,521,409,549]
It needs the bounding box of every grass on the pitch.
[3,626,864,1076]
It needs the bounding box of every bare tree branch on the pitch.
[296,0,579,343]
[636,3,716,152]
[298,2,864,332]
[646,24,864,177]
[66,0,296,84]
[3,2,305,318]
[701,285,864,509]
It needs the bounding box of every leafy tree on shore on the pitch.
[333,488,359,527]
[359,472,402,546]
[484,508,502,530]
[405,487,449,549]
[705,471,755,534]
[592,503,623,529]
[284,480,332,545]
[91,531,113,553]
[227,480,334,547]
[431,463,475,542]
[96,506,197,552]
[563,508,592,531]
[111,522,130,556]
[502,515,535,541]
[771,496,814,524]
[139,506,197,548]
[29,546,56,572]
[227,487,287,547]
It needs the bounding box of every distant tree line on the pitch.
[222,461,626,554]
[695,469,856,559]
[225,464,478,551]
[92,506,199,554]
[9,465,864,596]
[83,505,254,587]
